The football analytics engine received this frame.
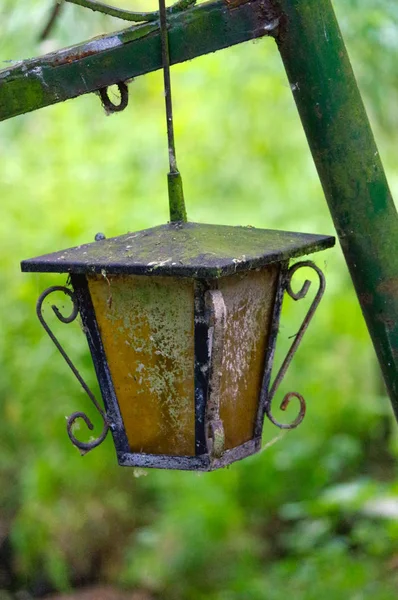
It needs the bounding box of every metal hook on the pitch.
[264,261,326,430]
[37,286,109,453]
[99,81,129,113]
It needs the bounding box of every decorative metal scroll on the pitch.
[36,286,109,452]
[264,261,326,430]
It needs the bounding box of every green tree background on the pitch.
[1,1,398,598]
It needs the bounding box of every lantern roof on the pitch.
[21,222,335,278]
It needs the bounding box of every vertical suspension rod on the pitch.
[159,0,187,222]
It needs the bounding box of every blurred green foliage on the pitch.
[1,1,398,598]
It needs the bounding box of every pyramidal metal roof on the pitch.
[21,222,335,278]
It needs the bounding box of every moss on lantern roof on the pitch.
[21,222,335,278]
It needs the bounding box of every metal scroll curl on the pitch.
[36,286,109,453]
[264,261,325,430]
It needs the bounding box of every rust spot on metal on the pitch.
[53,48,101,66]
[375,313,395,329]
[359,292,373,306]
[315,103,323,119]
[377,277,398,298]
[225,0,251,9]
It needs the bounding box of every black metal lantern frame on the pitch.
[19,0,336,472]
[23,222,334,471]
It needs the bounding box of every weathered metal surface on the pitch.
[263,261,325,429]
[88,273,196,456]
[0,0,279,122]
[21,222,335,278]
[117,437,261,471]
[36,285,109,452]
[34,254,330,469]
[273,0,398,420]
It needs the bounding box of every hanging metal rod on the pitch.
[158,0,187,222]
[0,0,279,122]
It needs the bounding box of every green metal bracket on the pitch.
[0,0,278,122]
[1,0,398,420]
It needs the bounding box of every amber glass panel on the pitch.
[217,266,279,449]
[87,274,195,456]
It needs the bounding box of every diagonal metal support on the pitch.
[274,0,398,420]
[0,0,279,122]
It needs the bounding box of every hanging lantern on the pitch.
[22,223,333,470]
[21,0,335,470]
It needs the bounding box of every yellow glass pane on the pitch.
[87,274,195,456]
[217,266,279,449]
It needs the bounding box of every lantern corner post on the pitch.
[271,0,398,421]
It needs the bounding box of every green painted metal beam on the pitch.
[273,0,398,419]
[0,0,279,122]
